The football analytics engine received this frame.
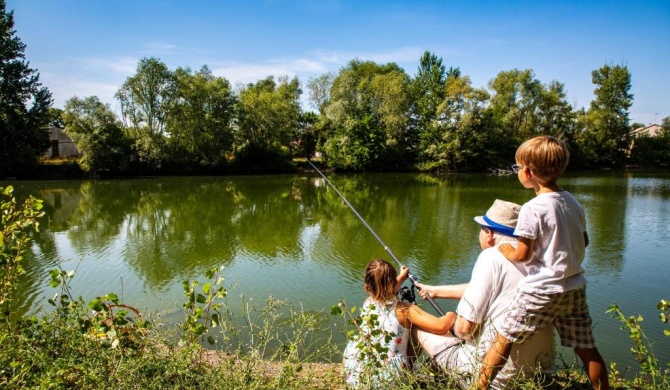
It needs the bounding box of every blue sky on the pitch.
[8,0,670,125]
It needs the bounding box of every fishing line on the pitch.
[307,160,444,316]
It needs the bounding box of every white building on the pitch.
[44,127,80,158]
[630,124,663,138]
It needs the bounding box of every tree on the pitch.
[63,96,131,174]
[577,64,633,167]
[0,0,53,177]
[115,57,175,169]
[419,72,495,171]
[234,76,302,170]
[306,72,334,115]
[164,66,236,172]
[487,69,544,143]
[324,60,412,170]
[47,108,65,128]
[411,51,448,166]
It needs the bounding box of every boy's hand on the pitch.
[498,243,515,260]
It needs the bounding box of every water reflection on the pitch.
[3,171,669,371]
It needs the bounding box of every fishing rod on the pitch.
[307,160,445,316]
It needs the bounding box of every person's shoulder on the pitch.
[476,247,511,270]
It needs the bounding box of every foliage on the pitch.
[63,96,132,174]
[411,51,448,169]
[182,266,228,347]
[164,66,236,173]
[324,60,413,170]
[0,186,44,326]
[607,300,670,388]
[116,57,175,169]
[0,0,53,178]
[235,76,302,168]
[333,300,400,387]
[431,72,496,171]
[4,2,666,175]
[306,72,335,115]
[576,64,633,168]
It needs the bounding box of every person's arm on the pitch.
[498,236,533,262]
[396,265,409,291]
[396,301,455,335]
[415,282,468,300]
[453,315,480,341]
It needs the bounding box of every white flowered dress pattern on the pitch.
[343,298,410,387]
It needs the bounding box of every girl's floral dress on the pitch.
[343,297,410,387]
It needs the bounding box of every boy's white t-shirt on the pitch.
[514,191,586,293]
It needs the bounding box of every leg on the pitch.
[478,331,513,389]
[575,347,610,390]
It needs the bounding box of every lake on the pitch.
[3,171,669,373]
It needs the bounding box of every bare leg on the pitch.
[478,331,512,389]
[575,347,610,390]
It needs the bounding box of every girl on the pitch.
[343,259,456,387]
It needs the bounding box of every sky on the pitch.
[7,0,670,125]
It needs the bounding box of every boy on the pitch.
[478,136,609,389]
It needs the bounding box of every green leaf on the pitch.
[202,282,211,295]
[196,293,207,304]
[330,305,342,316]
[88,298,104,312]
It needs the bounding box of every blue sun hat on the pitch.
[473,199,521,237]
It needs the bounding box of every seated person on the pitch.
[414,199,555,389]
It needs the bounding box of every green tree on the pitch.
[47,108,65,128]
[487,69,544,143]
[423,73,496,171]
[234,76,302,170]
[324,60,412,170]
[164,66,236,172]
[0,0,53,177]
[306,72,334,115]
[577,64,633,167]
[115,57,175,169]
[411,51,448,167]
[63,96,131,174]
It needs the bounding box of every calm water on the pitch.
[3,171,670,371]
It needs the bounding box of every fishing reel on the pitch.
[397,284,416,304]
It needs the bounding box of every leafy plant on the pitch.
[333,300,403,387]
[0,186,44,328]
[182,265,228,347]
[607,300,670,388]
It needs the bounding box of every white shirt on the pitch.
[514,191,587,293]
[454,246,555,389]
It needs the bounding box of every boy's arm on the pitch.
[498,236,533,262]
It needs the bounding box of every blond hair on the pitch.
[515,135,569,184]
[364,259,398,303]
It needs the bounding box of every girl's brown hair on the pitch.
[364,259,398,303]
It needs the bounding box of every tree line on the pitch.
[2,1,669,178]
